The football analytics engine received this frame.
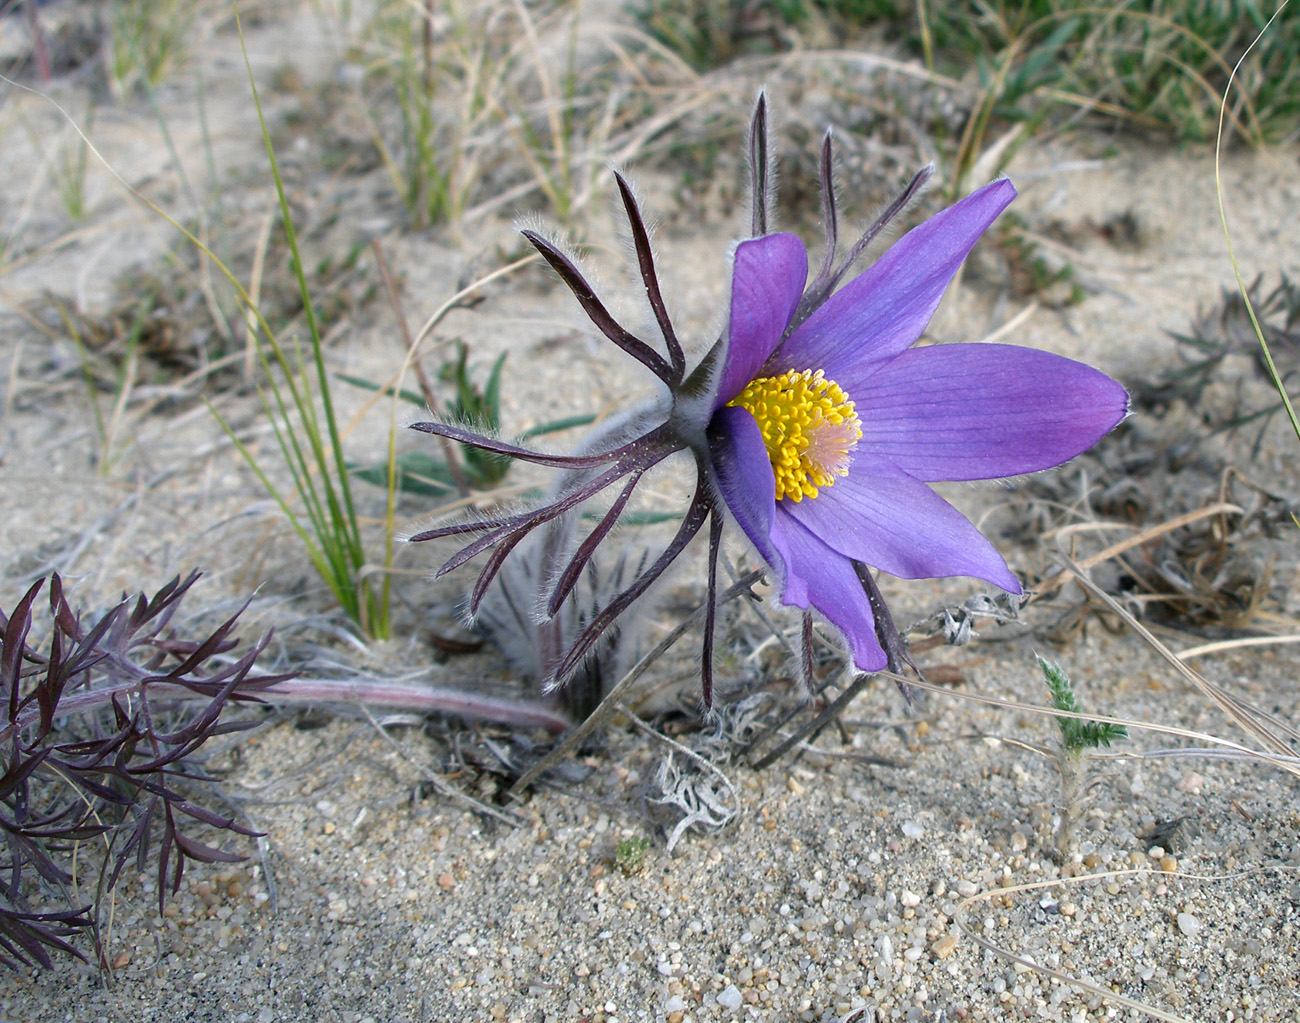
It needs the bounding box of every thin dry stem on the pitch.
[1061,557,1300,766]
[507,570,763,798]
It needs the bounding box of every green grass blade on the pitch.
[1213,0,1300,447]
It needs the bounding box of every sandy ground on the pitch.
[1,3,1298,1022]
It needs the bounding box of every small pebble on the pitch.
[1160,855,1178,873]
[1177,913,1201,937]
[718,984,743,1009]
[931,935,958,959]
[900,821,925,839]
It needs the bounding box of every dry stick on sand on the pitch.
[507,570,765,798]
[744,671,876,771]
[358,705,524,828]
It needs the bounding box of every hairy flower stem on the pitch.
[256,679,572,733]
[2,676,573,739]
[509,569,765,797]
[1051,748,1088,862]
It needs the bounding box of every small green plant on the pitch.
[1037,654,1127,859]
[996,215,1085,307]
[615,835,650,876]
[343,346,597,499]
[358,0,496,228]
[203,10,394,638]
[108,0,196,98]
[441,341,509,486]
[1040,655,1129,753]
[16,106,95,226]
[51,108,94,222]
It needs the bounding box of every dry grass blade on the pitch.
[1034,500,1245,600]
[875,670,1298,772]
[1060,556,1300,766]
[1176,634,1300,660]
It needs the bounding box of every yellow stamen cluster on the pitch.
[728,368,862,503]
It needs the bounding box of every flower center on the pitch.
[728,368,862,503]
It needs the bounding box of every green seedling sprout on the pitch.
[441,341,509,485]
[343,345,597,498]
[615,836,651,876]
[1038,654,1128,860]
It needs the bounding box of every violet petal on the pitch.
[708,411,887,673]
[777,179,1016,380]
[781,453,1022,592]
[715,234,808,410]
[706,406,781,572]
[768,514,888,672]
[849,343,1130,480]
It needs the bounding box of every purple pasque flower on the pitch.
[706,181,1128,678]
[411,95,1128,710]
